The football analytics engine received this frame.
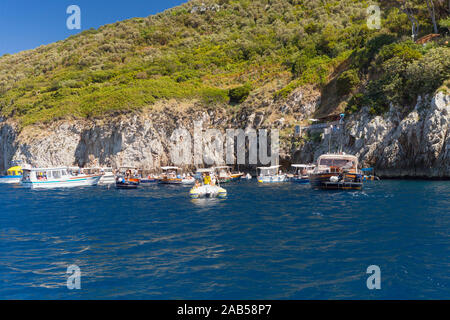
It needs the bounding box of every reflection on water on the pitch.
[0,180,449,299]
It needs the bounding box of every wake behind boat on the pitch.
[21,167,101,189]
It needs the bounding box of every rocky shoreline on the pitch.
[0,91,448,179]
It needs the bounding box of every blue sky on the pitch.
[0,0,187,56]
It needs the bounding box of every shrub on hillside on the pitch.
[336,69,359,96]
[404,47,450,101]
[228,84,251,104]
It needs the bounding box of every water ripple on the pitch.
[0,180,449,299]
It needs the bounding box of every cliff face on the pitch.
[0,91,449,178]
[294,92,450,178]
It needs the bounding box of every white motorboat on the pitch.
[257,165,287,183]
[290,164,316,184]
[82,167,115,185]
[181,175,196,185]
[190,184,227,199]
[99,167,115,185]
[190,168,227,198]
[21,167,102,189]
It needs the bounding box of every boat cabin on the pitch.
[161,166,180,179]
[292,164,315,176]
[315,154,359,173]
[82,167,113,174]
[257,165,282,177]
[214,166,231,176]
[22,167,70,182]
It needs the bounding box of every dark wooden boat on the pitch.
[115,177,140,189]
[309,154,363,190]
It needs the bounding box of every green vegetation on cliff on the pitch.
[0,0,449,126]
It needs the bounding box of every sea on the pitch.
[0,180,449,299]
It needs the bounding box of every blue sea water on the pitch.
[0,180,449,300]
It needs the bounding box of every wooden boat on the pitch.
[290,164,316,184]
[230,172,245,181]
[115,177,139,189]
[214,166,233,183]
[21,167,102,189]
[0,166,23,184]
[159,167,195,185]
[309,153,363,190]
[257,165,287,183]
[115,166,141,189]
[140,175,159,184]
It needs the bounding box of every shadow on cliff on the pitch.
[74,127,123,167]
[0,123,18,172]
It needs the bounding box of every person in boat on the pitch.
[195,180,201,188]
[203,173,211,185]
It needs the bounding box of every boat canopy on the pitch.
[214,166,231,169]
[292,164,315,168]
[257,165,281,170]
[196,168,214,173]
[258,165,281,175]
[161,166,179,171]
[6,166,22,175]
[23,167,69,172]
[316,154,358,168]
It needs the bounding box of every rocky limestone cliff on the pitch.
[0,89,318,172]
[294,92,449,178]
[0,90,449,178]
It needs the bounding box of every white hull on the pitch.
[190,185,227,198]
[0,177,21,184]
[98,174,115,185]
[22,175,101,189]
[258,175,287,183]
[181,178,196,185]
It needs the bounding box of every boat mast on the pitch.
[339,113,345,154]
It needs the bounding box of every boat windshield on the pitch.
[22,170,31,181]
[260,168,278,176]
[7,170,22,176]
[319,158,355,168]
[52,170,62,179]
